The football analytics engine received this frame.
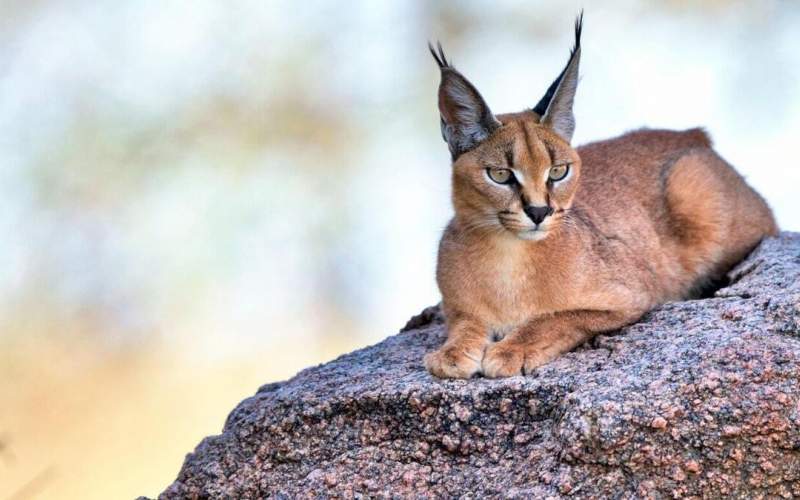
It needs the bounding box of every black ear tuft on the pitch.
[429,41,452,69]
[532,11,583,142]
[532,11,583,117]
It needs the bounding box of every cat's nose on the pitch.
[523,205,553,225]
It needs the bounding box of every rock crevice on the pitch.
[157,233,800,499]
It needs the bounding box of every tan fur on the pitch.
[424,116,777,378]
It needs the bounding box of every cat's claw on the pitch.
[522,350,556,375]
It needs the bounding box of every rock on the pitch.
[156,233,800,499]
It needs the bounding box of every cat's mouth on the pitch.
[516,227,550,241]
[497,212,553,241]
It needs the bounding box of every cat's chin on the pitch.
[516,229,550,241]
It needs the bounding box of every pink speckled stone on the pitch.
[155,234,800,499]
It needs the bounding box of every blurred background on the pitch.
[1,0,798,498]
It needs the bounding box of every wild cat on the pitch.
[423,14,777,379]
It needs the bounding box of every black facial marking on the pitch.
[520,122,534,159]
[505,149,514,167]
[544,144,555,166]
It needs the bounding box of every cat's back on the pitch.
[578,127,711,165]
[571,127,775,298]
[577,127,712,184]
[574,127,713,214]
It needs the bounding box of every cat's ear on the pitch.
[430,42,501,159]
[532,12,583,143]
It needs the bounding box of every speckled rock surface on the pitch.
[158,233,800,499]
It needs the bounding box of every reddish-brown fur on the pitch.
[425,114,777,379]
[424,19,777,378]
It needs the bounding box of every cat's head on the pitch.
[432,14,583,242]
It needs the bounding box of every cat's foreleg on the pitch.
[482,309,643,378]
[424,315,490,379]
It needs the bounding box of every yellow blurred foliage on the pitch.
[1,331,354,499]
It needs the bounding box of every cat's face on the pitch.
[451,112,581,241]
[431,15,582,241]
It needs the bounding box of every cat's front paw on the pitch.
[481,341,525,378]
[424,344,482,379]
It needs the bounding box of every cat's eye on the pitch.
[548,164,570,182]
[487,168,514,185]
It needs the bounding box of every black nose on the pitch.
[523,205,553,225]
